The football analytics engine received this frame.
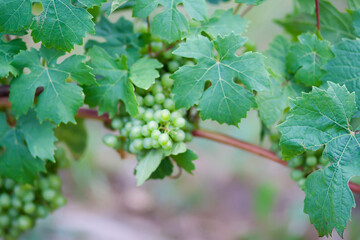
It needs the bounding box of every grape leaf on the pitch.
[0,113,46,183]
[200,9,248,38]
[296,0,315,13]
[171,34,269,125]
[17,110,57,161]
[129,57,163,89]
[286,33,333,87]
[264,35,291,77]
[9,47,92,124]
[85,16,140,66]
[133,0,207,42]
[0,39,26,78]
[30,0,95,51]
[235,0,266,6]
[55,119,88,159]
[135,149,163,185]
[149,158,174,179]
[276,1,355,44]
[322,39,360,116]
[84,46,138,118]
[353,9,360,37]
[256,75,296,127]
[73,0,106,7]
[0,0,32,34]
[278,83,360,237]
[110,0,128,13]
[172,149,198,174]
[347,0,360,10]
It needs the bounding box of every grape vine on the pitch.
[1,0,360,238]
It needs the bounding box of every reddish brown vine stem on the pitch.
[0,96,359,194]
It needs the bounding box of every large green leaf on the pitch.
[129,57,163,89]
[0,0,32,34]
[171,34,269,125]
[30,0,95,51]
[264,35,291,77]
[9,47,93,124]
[172,149,198,174]
[322,39,360,115]
[0,113,47,183]
[286,33,333,87]
[347,0,360,10]
[278,83,360,237]
[133,0,207,42]
[0,39,26,78]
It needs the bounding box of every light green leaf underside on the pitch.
[135,149,163,186]
[130,57,163,89]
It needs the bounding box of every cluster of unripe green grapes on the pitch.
[269,131,329,190]
[0,174,66,240]
[102,74,194,155]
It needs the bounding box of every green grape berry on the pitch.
[162,140,173,150]
[143,138,153,149]
[167,61,180,73]
[130,126,142,139]
[319,156,329,166]
[141,125,151,137]
[151,83,163,95]
[155,93,165,104]
[148,121,158,131]
[173,117,186,128]
[143,110,154,122]
[48,175,62,189]
[42,189,57,202]
[151,129,161,140]
[170,130,185,142]
[0,194,11,208]
[158,133,170,146]
[288,156,304,168]
[161,73,174,88]
[24,202,36,214]
[144,94,155,107]
[111,117,124,130]
[297,178,306,190]
[17,216,33,231]
[160,109,171,122]
[0,215,10,227]
[290,170,303,181]
[306,156,317,167]
[53,195,67,208]
[36,206,49,218]
[164,99,175,111]
[102,134,120,148]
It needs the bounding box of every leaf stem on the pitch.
[315,0,320,32]
[233,3,243,15]
[240,5,254,17]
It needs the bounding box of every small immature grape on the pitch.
[171,111,182,120]
[102,134,119,148]
[168,61,180,73]
[141,125,151,137]
[42,189,57,202]
[143,109,154,122]
[48,175,62,189]
[152,139,161,148]
[155,93,165,104]
[151,129,161,140]
[143,138,153,149]
[17,216,32,231]
[290,170,303,181]
[185,132,193,142]
[11,198,22,209]
[144,94,155,107]
[4,179,15,190]
[306,156,317,167]
[164,99,175,111]
[130,126,142,139]
[162,140,173,150]
[173,117,186,128]
[132,139,143,151]
[36,206,49,218]
[163,51,172,60]
[120,128,129,137]
[0,194,11,208]
[154,110,162,122]
[297,178,306,190]
[53,195,67,208]
[158,133,170,146]
[288,156,304,168]
[153,104,162,111]
[148,121,158,131]
[152,83,163,95]
[111,117,124,130]
[160,109,171,122]
[124,122,133,131]
[22,191,35,202]
[170,130,185,142]
[136,95,143,106]
[23,202,36,214]
[161,73,174,88]
[0,215,10,227]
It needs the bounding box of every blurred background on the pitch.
[20,0,360,239]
